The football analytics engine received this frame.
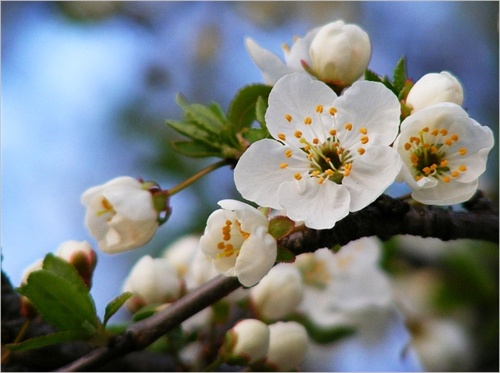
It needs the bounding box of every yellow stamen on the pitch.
[312,138,319,145]
[459,148,468,155]
[329,129,337,136]
[359,127,367,135]
[280,162,288,169]
[304,117,312,125]
[440,129,448,136]
[442,176,451,183]
[344,123,353,131]
[285,149,292,158]
[329,107,337,116]
[294,172,302,180]
[294,130,302,138]
[357,147,365,155]
[459,164,467,171]
[360,136,369,144]
[315,105,323,113]
[451,171,459,177]
[284,114,292,122]
[431,129,439,136]
[278,133,286,141]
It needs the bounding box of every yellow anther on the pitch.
[280,162,288,169]
[329,107,337,115]
[459,147,468,155]
[431,129,439,136]
[422,127,429,132]
[307,153,314,160]
[304,116,312,125]
[324,157,331,163]
[329,129,337,136]
[415,175,423,181]
[294,130,302,138]
[410,136,420,143]
[360,136,369,144]
[284,114,293,122]
[315,105,323,113]
[423,167,431,175]
[303,145,311,151]
[278,133,286,141]
[440,129,448,136]
[344,123,353,131]
[410,154,419,165]
[285,149,293,158]
[359,127,368,135]
[317,177,325,184]
[440,159,449,167]
[431,145,438,154]
[430,164,437,171]
[451,171,459,177]
[450,134,459,141]
[404,143,412,151]
[217,242,225,249]
[445,139,453,146]
[343,163,352,177]
[294,172,302,180]
[459,164,467,172]
[223,234,231,241]
[357,147,366,155]
[311,170,320,177]
[442,176,451,183]
[313,138,319,145]
[325,169,334,176]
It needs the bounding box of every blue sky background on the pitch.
[2,2,498,371]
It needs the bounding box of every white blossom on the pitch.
[246,20,370,87]
[295,237,393,328]
[250,263,304,321]
[265,321,309,371]
[234,73,401,229]
[199,199,277,287]
[81,176,159,253]
[394,103,494,205]
[122,255,182,313]
[225,318,270,364]
[406,71,464,113]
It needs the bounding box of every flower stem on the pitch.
[167,159,230,196]
[1,319,30,363]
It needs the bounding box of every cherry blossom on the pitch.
[234,73,401,229]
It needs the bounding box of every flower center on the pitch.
[297,254,330,289]
[96,197,116,220]
[216,219,250,259]
[403,126,468,183]
[278,106,370,185]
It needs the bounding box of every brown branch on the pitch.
[4,192,497,372]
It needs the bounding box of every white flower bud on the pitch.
[224,318,270,365]
[81,176,159,253]
[250,263,304,320]
[162,235,200,278]
[122,255,182,313]
[56,240,97,288]
[309,21,371,86]
[265,321,309,371]
[406,71,464,113]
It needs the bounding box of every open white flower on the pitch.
[295,237,393,328]
[394,103,494,205]
[406,71,464,113]
[234,73,401,229]
[246,20,370,87]
[199,199,277,287]
[81,176,159,253]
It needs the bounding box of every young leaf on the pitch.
[165,119,218,145]
[17,270,99,333]
[42,254,88,294]
[171,140,222,158]
[103,292,133,328]
[364,69,383,83]
[392,56,407,93]
[6,330,90,352]
[255,95,268,128]
[176,94,226,133]
[227,84,272,132]
[276,246,296,263]
[242,128,269,144]
[268,216,295,240]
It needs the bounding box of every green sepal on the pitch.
[242,128,269,143]
[17,255,100,334]
[276,246,296,263]
[364,69,383,83]
[6,330,91,352]
[255,95,269,128]
[268,216,295,240]
[290,313,356,344]
[171,140,223,158]
[103,292,133,328]
[227,84,272,132]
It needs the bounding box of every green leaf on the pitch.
[227,84,272,132]
[103,292,133,328]
[392,56,407,93]
[176,94,226,133]
[268,216,295,240]
[276,246,296,263]
[171,140,222,158]
[242,128,269,144]
[17,270,99,333]
[6,330,90,352]
[255,96,268,128]
[364,69,383,83]
[42,254,88,294]
[165,119,218,145]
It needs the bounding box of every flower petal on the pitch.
[343,146,402,212]
[334,81,401,147]
[278,177,350,229]
[234,139,308,209]
[245,37,296,85]
[412,179,479,205]
[265,73,337,149]
[104,187,157,221]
